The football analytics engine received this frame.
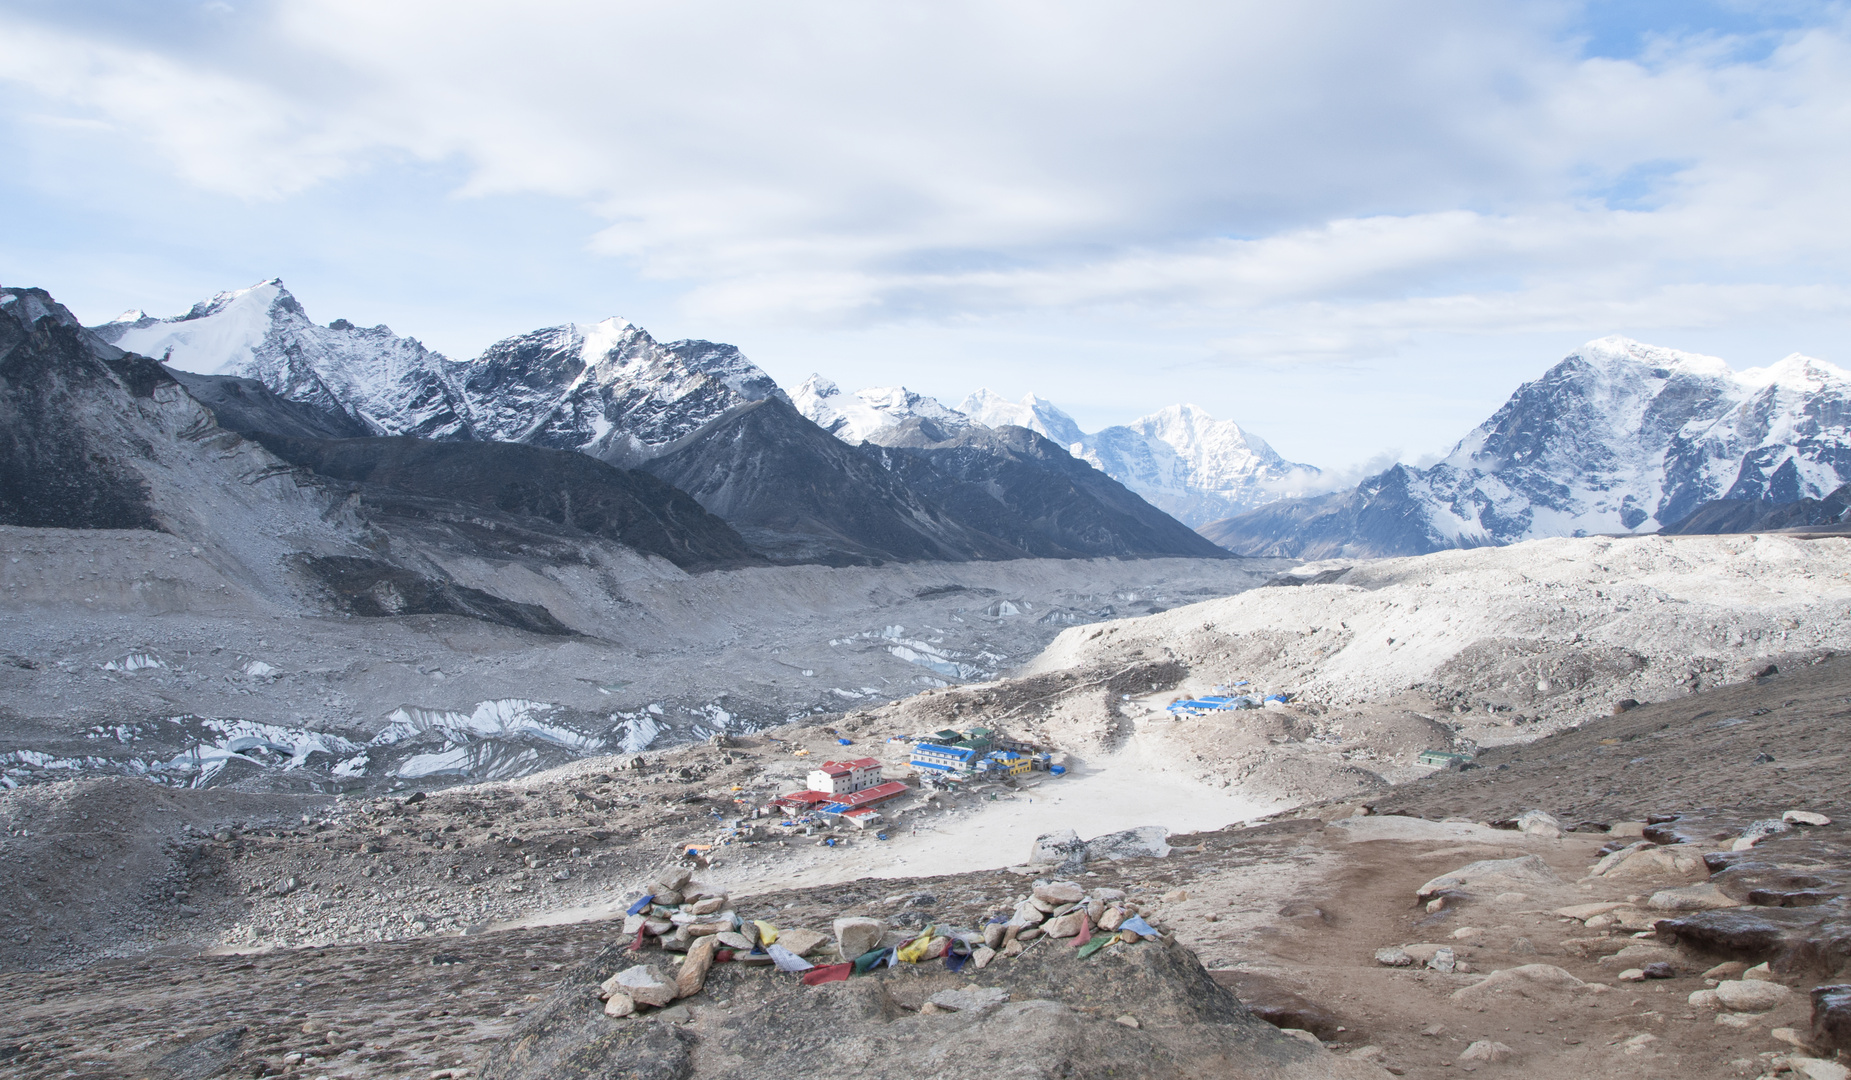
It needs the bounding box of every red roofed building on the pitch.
[806,757,882,794]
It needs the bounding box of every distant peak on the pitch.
[107,308,147,324]
[1570,336,1730,377]
[797,373,839,397]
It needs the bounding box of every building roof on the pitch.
[912,743,977,760]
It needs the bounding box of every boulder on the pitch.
[776,928,829,956]
[1417,855,1562,902]
[1813,984,1851,1054]
[1516,810,1562,838]
[1451,965,1588,1008]
[1715,979,1791,1012]
[833,917,886,961]
[1785,811,1833,827]
[1034,882,1086,905]
[1647,882,1742,911]
[1588,841,1708,880]
[614,964,677,1008]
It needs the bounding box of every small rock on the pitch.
[1608,821,1646,838]
[690,896,727,916]
[1033,881,1085,905]
[714,932,752,951]
[1784,810,1833,827]
[652,1004,692,1024]
[1117,930,1141,945]
[927,986,1010,1012]
[1689,989,1721,1009]
[1451,927,1482,941]
[1458,1040,1514,1063]
[603,992,635,1018]
[919,1002,942,1015]
[1617,968,1647,982]
[1421,1024,1447,1037]
[653,889,684,906]
[834,917,886,960]
[1642,962,1676,980]
[1425,897,1446,913]
[1744,962,1777,982]
[1428,947,1456,974]
[1555,902,1627,921]
[1279,1028,1320,1044]
[656,868,692,891]
[1114,1015,1140,1029]
[1044,912,1088,938]
[1375,947,1414,967]
[676,936,720,999]
[1715,979,1791,1012]
[971,945,996,969]
[1161,888,1189,903]
[1771,1027,1814,1051]
[981,922,1006,949]
[1620,1033,1658,1055]
[1703,961,1749,980]
[1098,906,1127,932]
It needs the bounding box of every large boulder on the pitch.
[1417,856,1562,902]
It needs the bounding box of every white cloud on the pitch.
[1,0,1848,368]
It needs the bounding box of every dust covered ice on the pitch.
[0,525,1276,792]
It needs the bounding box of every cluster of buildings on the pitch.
[769,756,909,828]
[760,725,1064,835]
[907,726,1062,780]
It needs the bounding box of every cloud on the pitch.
[1,0,1849,362]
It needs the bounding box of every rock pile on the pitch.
[598,867,1175,1021]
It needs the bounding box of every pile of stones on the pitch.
[597,869,1168,1019]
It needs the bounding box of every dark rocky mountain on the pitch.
[1659,482,1851,536]
[253,434,765,571]
[870,419,1233,560]
[1203,337,1851,558]
[2,288,173,531]
[168,369,375,441]
[641,397,1022,565]
[1199,464,1466,560]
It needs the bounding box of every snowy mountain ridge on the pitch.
[1204,335,1851,558]
[797,381,1322,526]
[97,280,787,465]
[99,279,475,439]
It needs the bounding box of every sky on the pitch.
[2,1,1849,471]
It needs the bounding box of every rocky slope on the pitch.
[640,398,1023,565]
[1661,481,1851,536]
[1206,337,1851,558]
[867,419,1231,560]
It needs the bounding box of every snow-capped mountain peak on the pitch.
[958,389,1086,447]
[94,279,474,439]
[795,375,968,443]
[1207,334,1851,558]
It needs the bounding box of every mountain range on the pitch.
[88,280,1227,566]
[1201,337,1851,558]
[796,377,1322,527]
